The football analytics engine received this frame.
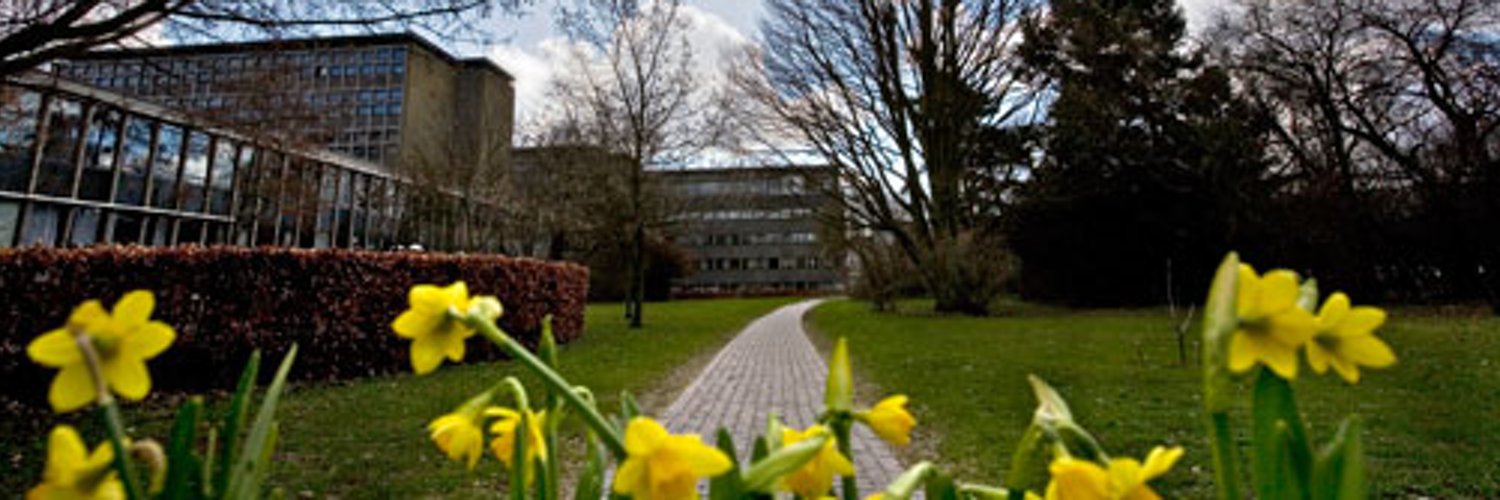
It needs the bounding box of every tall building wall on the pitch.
[397,45,459,174]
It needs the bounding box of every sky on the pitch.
[472,0,1230,125]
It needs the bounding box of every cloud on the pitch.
[482,3,754,127]
[485,43,555,123]
[1180,0,1232,33]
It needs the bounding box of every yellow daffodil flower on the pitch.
[1229,265,1315,379]
[26,291,175,412]
[779,425,855,498]
[613,417,732,500]
[428,405,487,470]
[392,282,502,374]
[26,426,124,500]
[1308,292,1395,383]
[861,395,917,446]
[1044,446,1183,500]
[486,407,548,483]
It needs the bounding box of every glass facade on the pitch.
[54,43,409,166]
[0,75,499,252]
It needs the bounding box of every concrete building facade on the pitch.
[52,33,513,176]
[665,165,844,294]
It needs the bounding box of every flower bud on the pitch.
[130,439,168,493]
[467,296,504,322]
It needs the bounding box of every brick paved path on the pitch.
[660,299,906,495]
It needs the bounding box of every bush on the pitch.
[0,246,588,409]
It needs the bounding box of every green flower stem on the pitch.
[833,417,858,500]
[74,331,147,499]
[464,315,628,459]
[1206,411,1241,500]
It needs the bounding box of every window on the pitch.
[255,152,284,246]
[350,174,368,248]
[209,138,236,215]
[151,124,183,208]
[180,131,211,212]
[20,204,62,246]
[66,207,104,246]
[114,117,152,206]
[35,97,85,197]
[315,165,336,248]
[79,107,123,201]
[0,201,19,247]
[0,88,41,192]
[331,169,352,247]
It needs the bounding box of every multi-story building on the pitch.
[665,165,844,294]
[52,33,513,174]
[0,72,501,251]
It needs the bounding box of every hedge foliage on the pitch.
[0,246,588,409]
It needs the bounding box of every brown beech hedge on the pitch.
[0,246,588,409]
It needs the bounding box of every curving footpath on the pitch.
[660,298,905,495]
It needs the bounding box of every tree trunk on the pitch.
[628,223,645,328]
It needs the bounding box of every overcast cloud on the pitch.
[479,0,1229,123]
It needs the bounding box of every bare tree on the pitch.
[1210,0,1500,304]
[745,0,1042,314]
[552,0,720,327]
[0,0,525,78]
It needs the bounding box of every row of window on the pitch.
[696,256,830,271]
[63,46,408,80]
[674,281,841,294]
[676,176,809,197]
[679,207,817,221]
[680,231,818,247]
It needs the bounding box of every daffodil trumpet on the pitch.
[460,312,628,460]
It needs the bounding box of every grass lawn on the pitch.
[2,297,797,497]
[806,299,1500,498]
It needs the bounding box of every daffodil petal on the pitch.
[1124,486,1163,500]
[680,439,733,476]
[119,322,175,360]
[112,290,155,327]
[613,457,645,495]
[625,417,669,456]
[443,282,470,306]
[392,310,436,339]
[50,365,97,412]
[104,358,152,400]
[409,284,450,312]
[1236,264,1260,317]
[1305,341,1331,373]
[1330,356,1361,383]
[45,425,89,479]
[1317,293,1350,326]
[830,445,855,476]
[1048,458,1111,499]
[1107,458,1144,495]
[1227,331,1260,372]
[1269,309,1316,345]
[1334,307,1386,337]
[443,334,466,362]
[1260,270,1302,312]
[27,329,83,367]
[1140,446,1183,480]
[410,336,446,375]
[1343,336,1396,368]
[1262,341,1300,379]
[68,300,111,330]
